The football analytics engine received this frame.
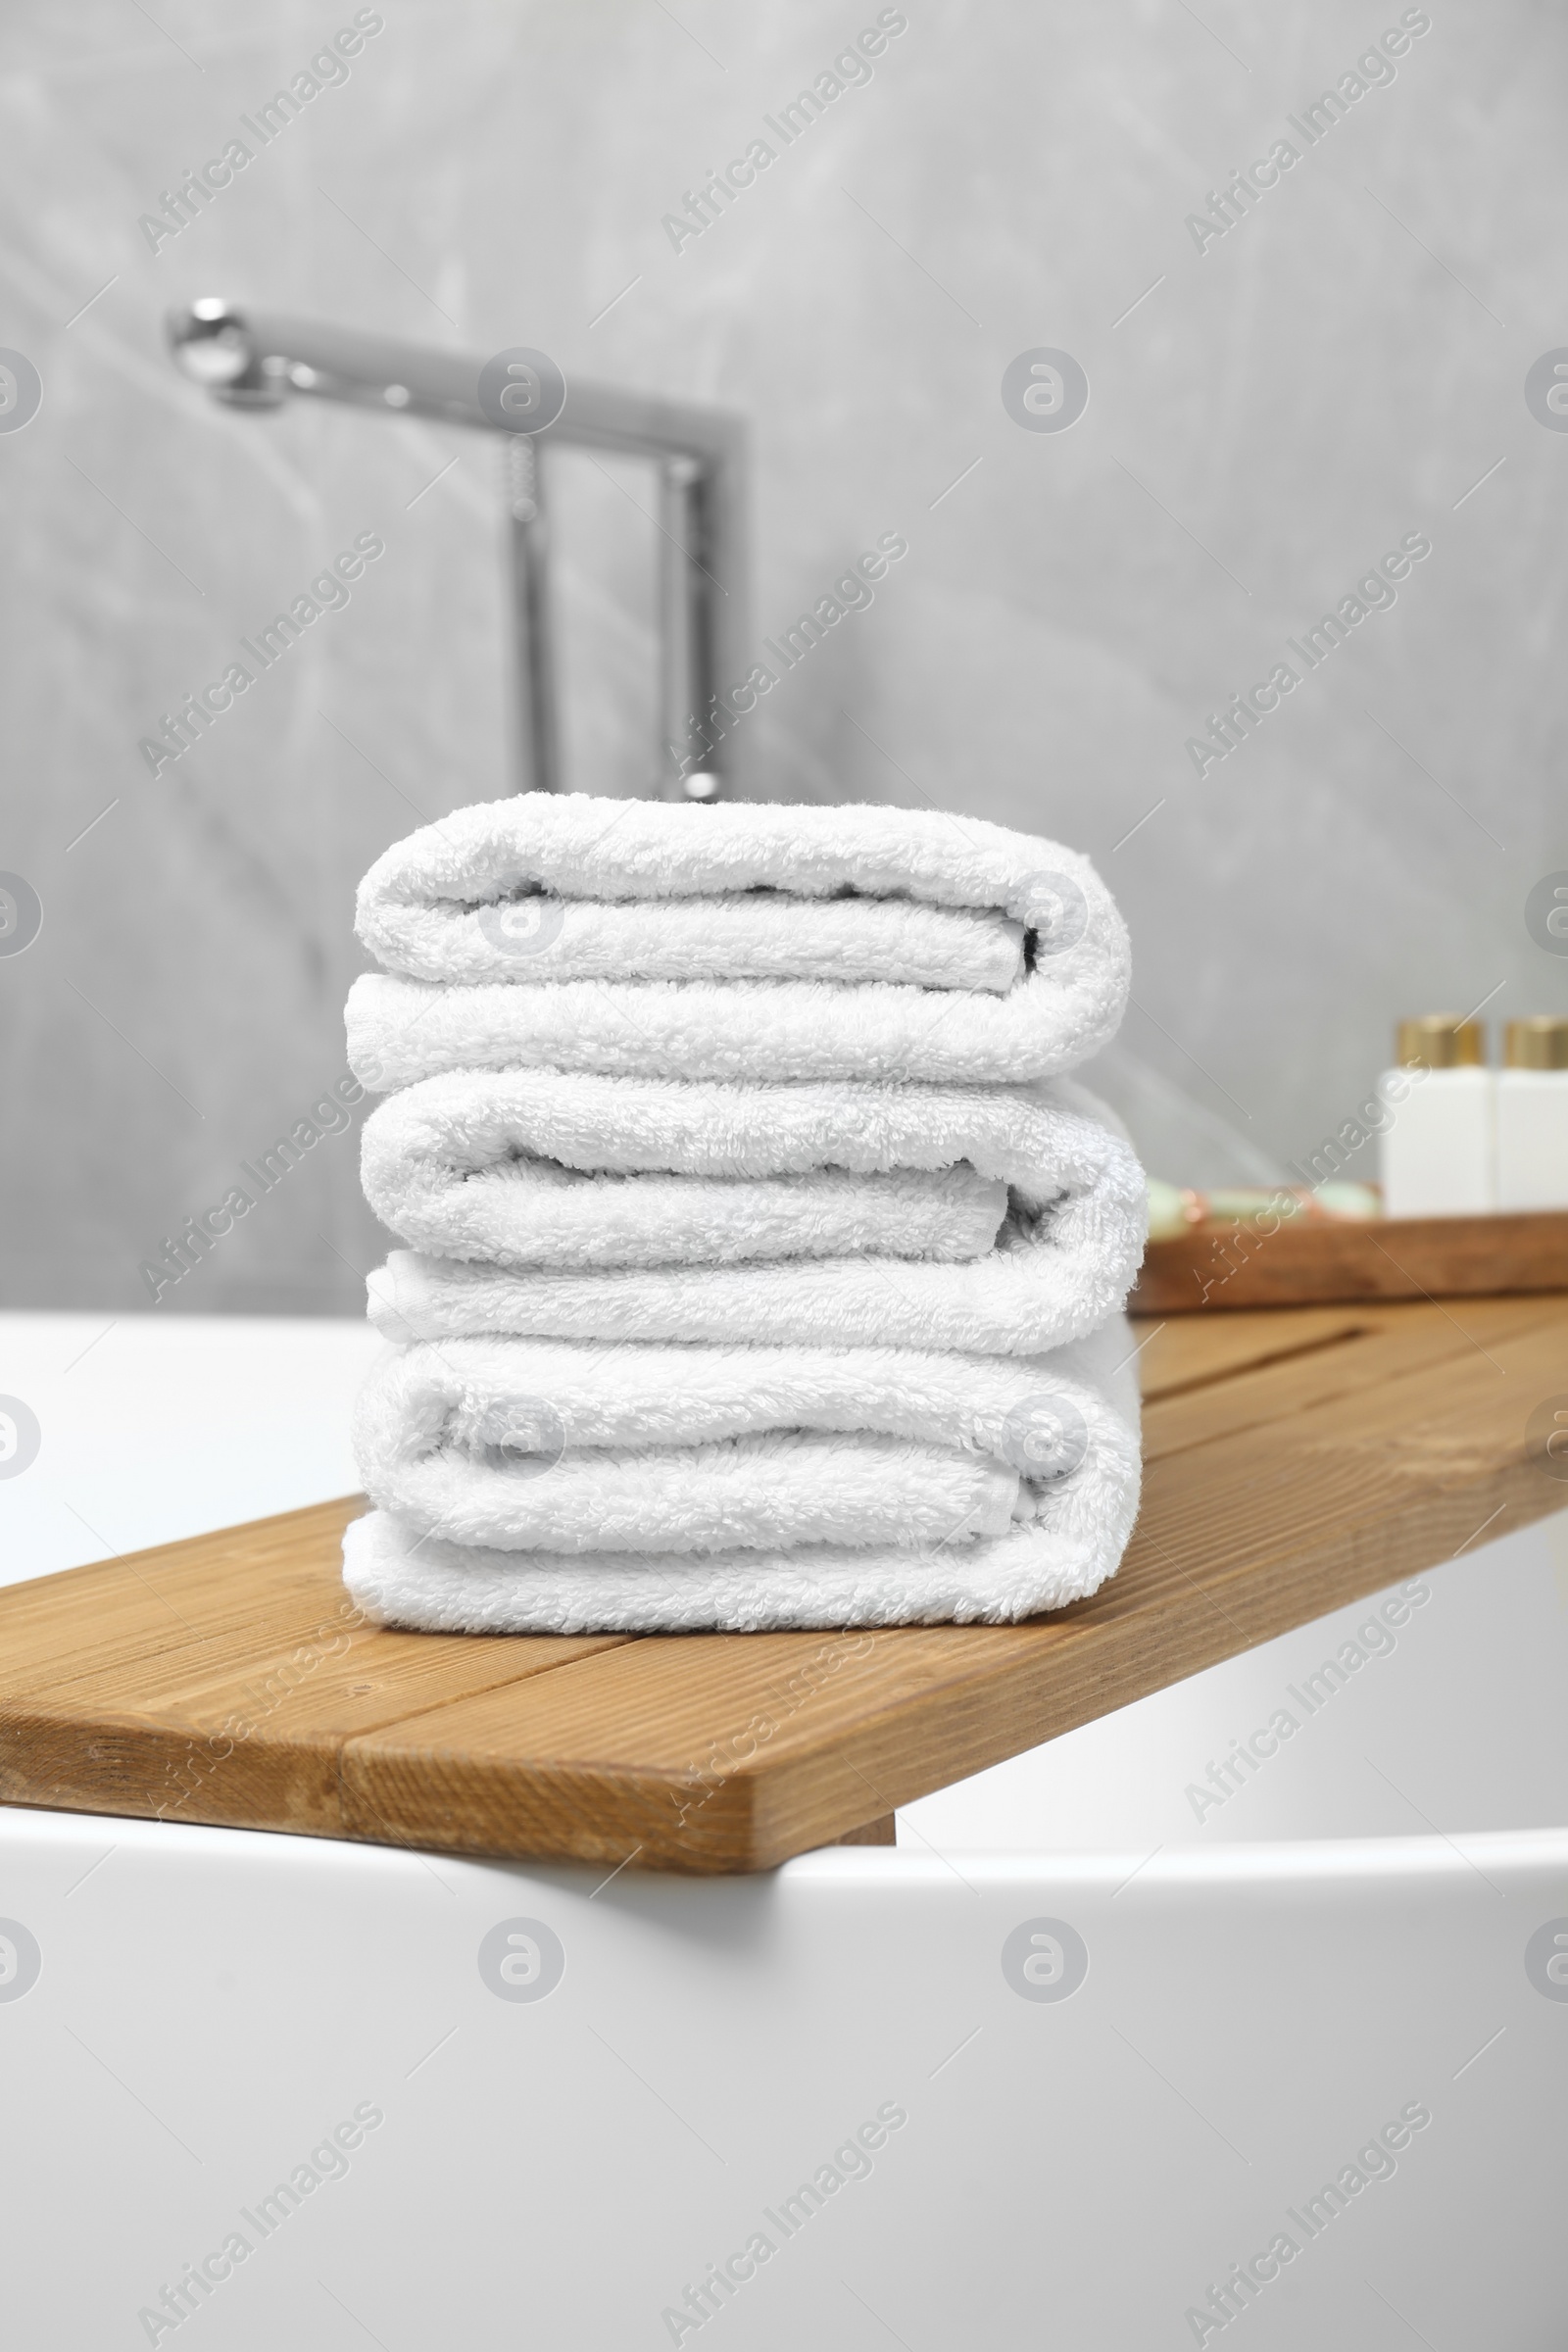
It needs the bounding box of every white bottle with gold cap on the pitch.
[1379,1016,1494,1219]
[1495,1017,1568,1211]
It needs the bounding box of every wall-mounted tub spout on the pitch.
[166,299,748,801]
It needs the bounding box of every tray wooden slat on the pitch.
[1133,1207,1568,1311]
[2,1295,1565,1871]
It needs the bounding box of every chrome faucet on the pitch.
[166,300,748,800]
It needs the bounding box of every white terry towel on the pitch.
[347,794,1129,1091]
[341,1319,1141,1633]
[361,1067,1013,1272]
[362,1074,1146,1357]
[368,877,1029,992]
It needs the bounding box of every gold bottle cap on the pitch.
[1396,1015,1484,1069]
[1505,1016,1568,1070]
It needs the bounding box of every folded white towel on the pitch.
[361,1068,1013,1271]
[363,1074,1145,1355]
[367,882,1029,993]
[347,794,1128,1091]
[342,1319,1141,1632]
[357,791,1106,982]
[347,962,1126,1093]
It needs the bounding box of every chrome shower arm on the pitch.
[166,300,747,799]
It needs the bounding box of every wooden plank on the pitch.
[1142,1292,1556,1460]
[338,1625,937,1869]
[2,1298,1565,1871]
[1133,1207,1568,1312]
[341,1296,1568,1867]
[1135,1305,1375,1404]
[0,1499,629,1837]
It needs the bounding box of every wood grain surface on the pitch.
[3,1295,1565,1872]
[1132,1207,1568,1312]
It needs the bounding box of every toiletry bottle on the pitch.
[1379,1016,1494,1218]
[1495,1017,1568,1211]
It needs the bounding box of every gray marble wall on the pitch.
[2,0,1563,1311]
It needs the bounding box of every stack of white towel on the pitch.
[340,794,1147,1634]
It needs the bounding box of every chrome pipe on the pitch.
[166,299,747,799]
[503,436,559,802]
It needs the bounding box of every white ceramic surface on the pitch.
[0,1309,381,1581]
[1,1311,1564,2340]
[3,1807,1564,2348]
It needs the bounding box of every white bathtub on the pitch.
[2,1312,1564,2347]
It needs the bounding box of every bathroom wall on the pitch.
[2,0,1564,1310]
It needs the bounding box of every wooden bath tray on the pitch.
[1132,1208,1568,1312]
[2,1293,1566,1873]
